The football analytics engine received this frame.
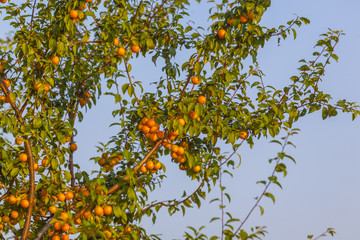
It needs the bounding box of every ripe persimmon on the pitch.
[60,212,69,221]
[61,223,70,232]
[79,98,87,106]
[43,83,50,91]
[154,162,162,170]
[15,137,23,145]
[78,3,86,10]
[62,234,69,240]
[83,211,91,219]
[65,192,74,200]
[189,112,198,119]
[146,160,154,170]
[3,79,10,88]
[239,131,248,139]
[0,0,7,4]
[117,47,125,56]
[54,221,62,231]
[19,153,28,162]
[197,96,206,104]
[51,56,60,65]
[131,45,140,53]
[94,206,104,217]
[34,162,39,171]
[240,15,248,23]
[156,131,165,139]
[20,199,29,208]
[0,95,6,102]
[193,165,201,172]
[191,76,200,85]
[178,155,186,163]
[49,206,56,214]
[70,10,78,19]
[141,125,150,134]
[178,118,185,126]
[10,211,19,219]
[177,146,185,155]
[70,143,78,152]
[114,38,119,46]
[218,29,226,39]
[52,236,60,240]
[57,193,65,202]
[146,119,156,127]
[141,117,148,125]
[140,165,147,173]
[171,145,179,153]
[247,11,255,20]
[104,206,112,215]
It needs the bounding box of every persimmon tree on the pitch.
[0,0,358,239]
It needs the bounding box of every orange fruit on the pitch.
[117,47,125,56]
[138,123,144,131]
[15,137,23,145]
[124,226,132,233]
[41,157,49,167]
[104,230,112,238]
[177,147,185,155]
[43,83,50,91]
[218,29,226,39]
[0,0,7,3]
[171,152,178,159]
[10,211,19,219]
[146,160,155,170]
[114,38,119,46]
[228,18,234,26]
[53,236,60,240]
[19,153,28,162]
[156,131,165,139]
[70,143,77,152]
[191,76,200,85]
[94,206,104,217]
[86,0,92,2]
[168,134,176,140]
[2,216,9,223]
[131,45,140,53]
[193,166,201,172]
[84,92,91,99]
[83,211,91,219]
[79,98,87,106]
[178,118,185,126]
[247,11,255,20]
[197,96,206,104]
[154,162,162,170]
[57,193,65,202]
[33,162,39,171]
[141,117,149,125]
[240,15,248,23]
[65,192,74,200]
[34,82,42,90]
[189,112,198,119]
[70,10,78,19]
[141,125,150,134]
[20,199,30,208]
[178,155,186,163]
[104,206,112,215]
[62,234,69,240]
[149,133,157,142]
[54,221,62,231]
[239,131,248,139]
[149,125,159,133]
[0,95,6,102]
[49,206,56,214]
[51,56,60,65]
[60,212,69,221]
[78,3,86,10]
[140,165,147,173]
[61,223,70,232]
[98,158,106,166]
[171,145,179,153]
[3,79,10,88]
[146,119,156,127]
[0,182,2,189]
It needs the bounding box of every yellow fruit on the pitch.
[15,137,23,145]
[154,162,162,170]
[177,147,185,155]
[54,221,62,231]
[171,145,179,153]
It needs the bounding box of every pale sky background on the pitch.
[1,0,360,239]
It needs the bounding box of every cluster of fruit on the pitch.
[97,153,123,172]
[217,11,256,39]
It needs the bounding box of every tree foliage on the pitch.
[0,0,358,239]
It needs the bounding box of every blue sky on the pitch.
[1,0,359,239]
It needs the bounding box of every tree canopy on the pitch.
[0,0,358,239]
